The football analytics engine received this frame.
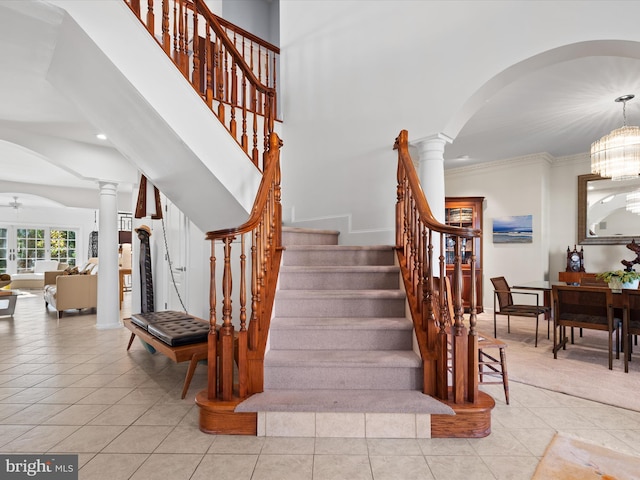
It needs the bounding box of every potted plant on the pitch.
[596,269,640,292]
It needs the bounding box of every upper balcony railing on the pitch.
[125,0,279,170]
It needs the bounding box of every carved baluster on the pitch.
[130,0,141,16]
[241,77,248,153]
[216,39,225,124]
[252,85,259,166]
[230,59,237,139]
[172,1,178,64]
[466,251,478,402]
[451,236,468,403]
[238,234,248,398]
[264,46,270,97]
[205,27,213,106]
[219,236,235,401]
[161,0,170,54]
[191,1,200,91]
[207,241,217,400]
[182,0,189,74]
[395,162,404,250]
[240,37,248,153]
[249,233,259,350]
[257,46,263,115]
[272,50,277,93]
[146,0,154,37]
[435,233,448,399]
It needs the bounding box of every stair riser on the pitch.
[282,231,339,245]
[275,297,405,318]
[264,366,423,390]
[279,271,399,290]
[269,328,413,350]
[283,249,395,267]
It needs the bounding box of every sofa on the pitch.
[9,260,67,289]
[43,259,98,318]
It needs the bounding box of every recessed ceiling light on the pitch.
[96,133,107,140]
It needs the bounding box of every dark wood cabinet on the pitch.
[445,197,484,313]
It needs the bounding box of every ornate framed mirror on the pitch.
[578,174,640,245]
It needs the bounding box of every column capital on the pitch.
[412,132,453,149]
[98,181,119,193]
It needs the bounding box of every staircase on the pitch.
[235,227,454,438]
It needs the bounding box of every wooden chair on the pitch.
[439,277,510,405]
[552,285,619,370]
[490,277,551,347]
[622,289,640,373]
[478,332,509,405]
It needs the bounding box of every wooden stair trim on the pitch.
[430,390,495,438]
[196,391,257,435]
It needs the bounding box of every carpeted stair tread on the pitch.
[270,317,413,330]
[235,389,455,415]
[276,289,405,299]
[264,349,421,367]
[281,265,399,273]
[282,245,396,267]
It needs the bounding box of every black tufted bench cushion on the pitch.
[147,317,210,346]
[130,310,195,330]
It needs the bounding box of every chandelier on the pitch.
[591,94,640,181]
[627,189,640,214]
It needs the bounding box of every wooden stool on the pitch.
[478,332,509,405]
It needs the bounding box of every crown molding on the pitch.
[445,152,554,177]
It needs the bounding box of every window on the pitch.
[0,228,7,274]
[16,228,45,273]
[50,229,77,267]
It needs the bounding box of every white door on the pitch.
[163,202,188,312]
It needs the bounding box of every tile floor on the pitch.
[1,291,640,479]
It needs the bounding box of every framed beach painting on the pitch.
[493,215,533,243]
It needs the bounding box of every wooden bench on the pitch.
[123,311,210,399]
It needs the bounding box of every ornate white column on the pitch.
[96,181,121,330]
[414,133,452,275]
[414,133,452,223]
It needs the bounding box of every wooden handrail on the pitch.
[394,129,480,405]
[205,132,283,401]
[124,0,279,170]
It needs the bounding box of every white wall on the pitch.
[446,155,551,308]
[279,1,640,246]
[277,0,640,315]
[447,153,635,309]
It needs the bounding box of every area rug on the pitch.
[532,433,640,479]
[475,312,640,412]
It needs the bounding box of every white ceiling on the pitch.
[2,2,640,210]
[0,1,135,211]
[444,55,640,167]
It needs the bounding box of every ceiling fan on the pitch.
[0,196,22,210]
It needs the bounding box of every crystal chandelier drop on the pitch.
[591,95,640,181]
